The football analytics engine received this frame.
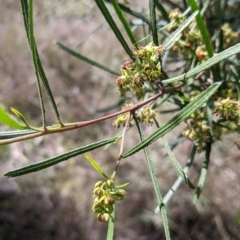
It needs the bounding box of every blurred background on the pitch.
[0,0,240,239]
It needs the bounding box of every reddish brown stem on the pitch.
[0,85,182,145]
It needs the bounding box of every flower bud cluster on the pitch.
[136,106,156,126]
[167,9,202,58]
[167,8,186,32]
[92,180,126,223]
[115,42,165,97]
[167,9,240,62]
[195,45,208,62]
[214,98,240,123]
[112,102,133,128]
[112,102,156,128]
[222,23,240,49]
[182,111,211,151]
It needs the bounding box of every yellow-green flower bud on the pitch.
[115,189,126,197]
[94,181,104,189]
[92,202,103,212]
[93,187,104,197]
[106,179,114,188]
[104,196,115,206]
[97,213,110,223]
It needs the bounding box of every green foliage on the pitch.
[0,106,26,130]
[1,1,240,239]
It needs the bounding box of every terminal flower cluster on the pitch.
[92,180,126,223]
[115,42,165,98]
[167,8,203,60]
[215,97,240,122]
[112,102,156,128]
[182,111,212,151]
[167,9,239,61]
[221,23,240,49]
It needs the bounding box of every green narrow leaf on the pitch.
[163,43,240,84]
[155,1,169,21]
[153,118,194,189]
[84,154,108,179]
[74,19,107,49]
[35,50,63,126]
[193,142,212,204]
[164,145,197,203]
[0,106,26,130]
[187,0,213,58]
[10,107,31,128]
[56,42,119,76]
[20,0,63,126]
[0,129,37,140]
[155,145,197,213]
[20,0,46,126]
[110,0,138,45]
[133,115,171,240]
[122,82,221,158]
[95,0,133,60]
[164,0,184,11]
[106,205,115,240]
[105,0,150,25]
[163,11,199,50]
[162,137,195,189]
[4,137,118,177]
[149,0,159,46]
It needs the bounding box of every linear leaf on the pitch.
[163,43,240,84]
[4,137,118,177]
[163,11,199,50]
[153,118,194,189]
[10,107,31,128]
[74,19,107,49]
[162,137,195,189]
[149,0,159,46]
[104,0,150,25]
[95,0,133,60]
[84,154,108,179]
[20,0,63,126]
[187,0,213,58]
[133,116,171,240]
[0,129,37,140]
[110,0,137,45]
[122,82,221,158]
[57,42,119,76]
[0,106,26,130]
[155,1,169,21]
[193,142,212,204]
[155,145,197,213]
[20,0,46,126]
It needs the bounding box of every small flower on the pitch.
[104,196,115,206]
[136,106,156,126]
[97,213,110,223]
[116,42,164,98]
[92,179,128,223]
[93,187,104,197]
[182,111,212,151]
[195,45,208,61]
[222,23,240,48]
[112,102,133,128]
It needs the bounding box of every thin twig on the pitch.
[118,112,131,158]
[0,85,183,145]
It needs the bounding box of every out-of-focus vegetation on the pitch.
[0,0,240,239]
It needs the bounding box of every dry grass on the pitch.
[0,1,240,239]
